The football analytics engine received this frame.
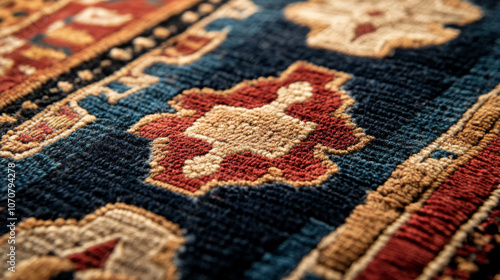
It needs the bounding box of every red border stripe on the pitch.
[356,134,500,280]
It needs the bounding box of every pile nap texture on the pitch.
[0,0,500,279]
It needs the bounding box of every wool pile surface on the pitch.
[0,0,500,279]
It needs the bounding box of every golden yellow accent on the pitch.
[182,11,200,23]
[47,26,95,45]
[457,261,479,273]
[20,46,66,61]
[77,70,94,81]
[101,60,112,67]
[0,36,25,55]
[109,47,133,61]
[0,113,17,124]
[133,37,156,52]
[153,27,171,39]
[195,0,258,26]
[199,3,215,14]
[57,81,74,93]
[0,57,14,75]
[21,100,38,110]
[18,64,36,76]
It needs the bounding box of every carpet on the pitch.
[0,0,499,279]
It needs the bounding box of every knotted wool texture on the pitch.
[0,0,499,279]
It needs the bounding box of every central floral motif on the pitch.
[183,81,317,178]
[130,62,372,195]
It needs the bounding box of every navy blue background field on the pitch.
[1,0,500,279]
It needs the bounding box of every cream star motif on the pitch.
[73,7,132,26]
[285,0,482,57]
[130,62,373,196]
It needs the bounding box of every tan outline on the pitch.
[284,83,500,280]
[0,101,96,160]
[0,203,184,280]
[0,202,182,238]
[129,61,373,196]
[0,113,17,124]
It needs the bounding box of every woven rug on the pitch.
[1,0,499,279]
